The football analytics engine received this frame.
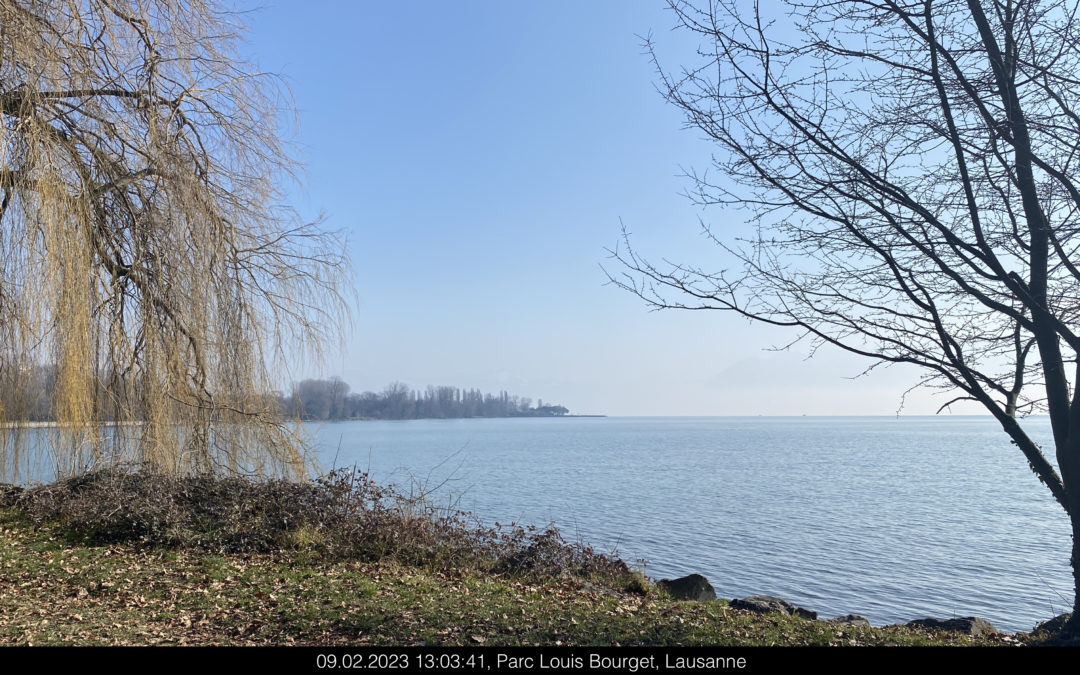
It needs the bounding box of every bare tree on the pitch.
[609,0,1080,629]
[0,0,348,479]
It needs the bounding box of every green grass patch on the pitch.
[0,504,1038,646]
[0,470,1062,646]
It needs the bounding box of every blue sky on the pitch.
[240,1,972,416]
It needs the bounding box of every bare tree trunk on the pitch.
[1065,434,1080,631]
[614,0,1080,634]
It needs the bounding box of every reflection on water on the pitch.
[4,422,310,483]
[2,424,140,484]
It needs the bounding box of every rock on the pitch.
[729,595,818,620]
[824,614,871,628]
[657,573,716,602]
[1030,614,1080,644]
[905,616,998,637]
[792,606,818,620]
[1032,613,1072,635]
[730,595,790,614]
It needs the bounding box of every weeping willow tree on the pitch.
[0,0,348,480]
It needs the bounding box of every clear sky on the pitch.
[239,1,980,416]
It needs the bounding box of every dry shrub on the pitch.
[12,468,632,584]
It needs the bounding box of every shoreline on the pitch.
[0,502,1043,646]
[0,472,1071,644]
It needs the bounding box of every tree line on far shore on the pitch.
[278,379,569,421]
[1,366,568,422]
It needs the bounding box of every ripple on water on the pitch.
[309,416,1071,633]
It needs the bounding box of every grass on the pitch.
[0,471,1067,646]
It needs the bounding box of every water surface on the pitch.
[311,415,1072,633]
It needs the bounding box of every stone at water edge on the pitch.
[1032,613,1072,635]
[657,574,717,602]
[729,595,818,620]
[905,617,998,637]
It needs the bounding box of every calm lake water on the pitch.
[309,415,1072,634]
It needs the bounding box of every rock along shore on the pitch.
[655,572,1067,637]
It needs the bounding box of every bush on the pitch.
[11,467,632,585]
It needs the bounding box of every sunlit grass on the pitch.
[0,505,1035,646]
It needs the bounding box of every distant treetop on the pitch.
[278,379,569,421]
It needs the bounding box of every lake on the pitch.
[309,415,1072,634]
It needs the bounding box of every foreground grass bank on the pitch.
[0,472,1063,646]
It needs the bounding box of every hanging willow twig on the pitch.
[0,0,350,480]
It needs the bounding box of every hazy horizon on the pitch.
[245,2,992,419]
